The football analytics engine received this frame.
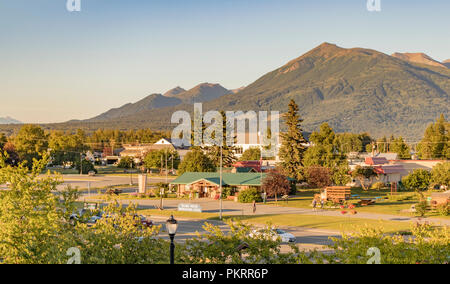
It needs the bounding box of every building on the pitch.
[170,172,266,199]
[119,138,177,164]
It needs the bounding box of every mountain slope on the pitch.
[444,59,450,69]
[392,52,447,69]
[164,86,186,97]
[90,94,182,121]
[174,83,231,104]
[0,116,22,124]
[201,43,449,138]
[90,83,231,122]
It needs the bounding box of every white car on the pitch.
[249,228,296,243]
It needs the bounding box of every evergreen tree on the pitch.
[417,114,449,159]
[279,100,307,180]
[390,136,411,159]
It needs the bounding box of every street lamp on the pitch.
[166,215,178,264]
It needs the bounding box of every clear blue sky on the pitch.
[1,0,449,123]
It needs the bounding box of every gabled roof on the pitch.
[365,157,389,165]
[171,172,266,186]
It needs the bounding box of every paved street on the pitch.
[56,174,174,191]
[150,216,337,252]
[83,196,450,226]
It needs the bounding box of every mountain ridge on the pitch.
[0,116,22,125]
[391,52,447,69]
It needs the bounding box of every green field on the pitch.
[220,214,419,233]
[267,188,449,219]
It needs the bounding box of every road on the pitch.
[56,174,174,191]
[150,216,337,252]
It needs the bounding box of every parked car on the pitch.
[249,228,296,243]
[132,214,153,228]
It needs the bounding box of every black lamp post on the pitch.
[166,215,178,264]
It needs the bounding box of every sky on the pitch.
[1,0,449,123]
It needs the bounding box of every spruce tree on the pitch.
[279,100,307,180]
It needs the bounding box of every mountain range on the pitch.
[89,83,231,122]
[0,117,22,125]
[1,43,448,139]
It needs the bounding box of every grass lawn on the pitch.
[268,188,449,220]
[219,214,418,233]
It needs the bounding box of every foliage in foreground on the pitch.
[0,155,448,264]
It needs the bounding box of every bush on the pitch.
[370,182,385,190]
[305,166,332,188]
[415,201,428,217]
[436,203,449,216]
[402,169,432,191]
[238,188,262,203]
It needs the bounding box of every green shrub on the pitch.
[415,201,428,217]
[370,182,385,190]
[238,188,262,203]
[436,203,449,216]
[402,169,432,191]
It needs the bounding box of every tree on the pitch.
[305,166,332,188]
[417,114,449,159]
[240,147,261,161]
[262,170,291,203]
[352,166,377,191]
[431,162,450,188]
[0,133,6,149]
[390,136,411,159]
[76,159,97,174]
[402,169,432,191]
[48,130,88,166]
[2,142,19,166]
[332,165,351,186]
[178,149,216,174]
[279,100,307,180]
[143,149,180,170]
[117,156,135,169]
[303,123,347,169]
[203,111,237,167]
[14,125,49,166]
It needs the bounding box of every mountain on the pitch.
[90,83,230,122]
[164,86,186,97]
[6,43,448,139]
[90,94,182,121]
[231,86,246,94]
[0,116,22,125]
[172,83,231,104]
[444,59,450,68]
[392,52,447,69]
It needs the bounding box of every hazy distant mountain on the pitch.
[392,52,447,69]
[163,86,186,97]
[444,59,450,68]
[173,83,231,104]
[0,116,22,125]
[90,94,182,121]
[90,83,231,122]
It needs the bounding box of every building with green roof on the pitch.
[170,172,266,199]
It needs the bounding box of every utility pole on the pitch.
[165,149,168,184]
[80,153,82,175]
[219,145,223,220]
[260,145,265,204]
[129,161,133,186]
